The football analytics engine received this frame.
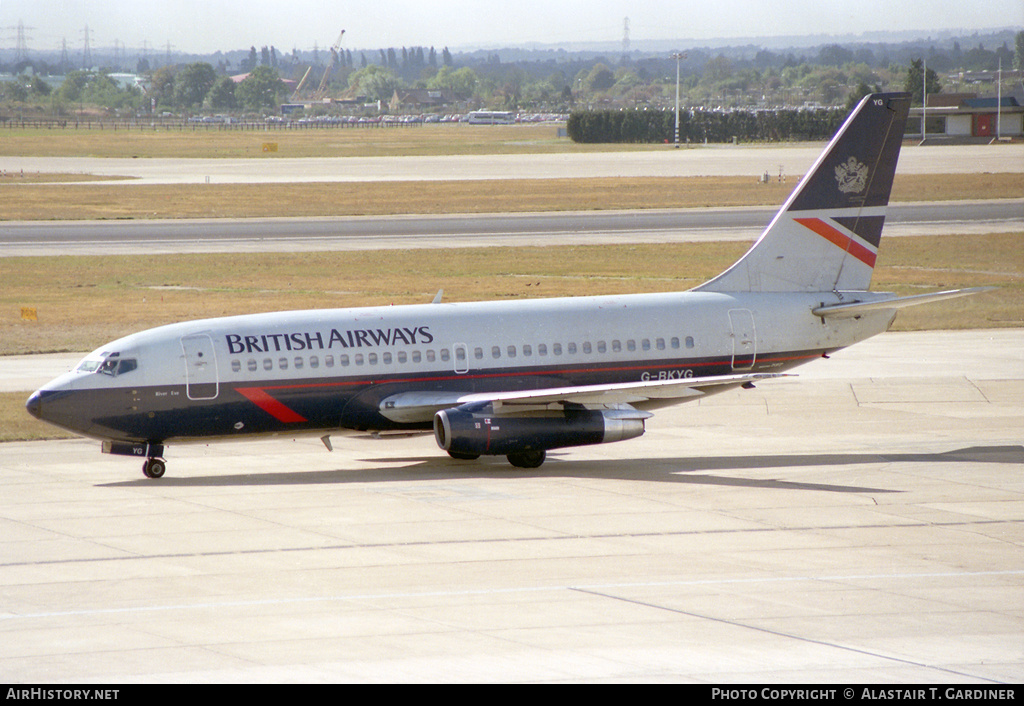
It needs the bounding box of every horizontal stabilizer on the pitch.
[812,287,995,319]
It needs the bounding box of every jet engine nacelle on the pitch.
[433,404,647,457]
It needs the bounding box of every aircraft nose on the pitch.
[25,390,43,420]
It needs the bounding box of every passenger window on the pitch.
[310,356,319,369]
[340,354,349,366]
[231,360,241,373]
[382,352,392,365]
[612,340,621,353]
[412,351,421,363]
[597,341,606,354]
[492,346,501,359]
[582,342,591,354]
[248,359,258,372]
[686,336,695,349]
[440,349,450,362]
[553,343,562,355]
[523,344,532,356]
[642,339,651,351]
[325,355,334,367]
[368,353,378,365]
[474,347,483,360]
[537,343,547,356]
[264,359,273,371]
[398,351,407,364]
[567,342,577,355]
[294,357,304,369]
[627,340,636,352]
[671,337,680,349]
[427,350,436,363]
[279,358,288,370]
[355,354,364,366]
[656,338,665,350]
[507,345,516,358]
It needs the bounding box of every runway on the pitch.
[3,143,1022,184]
[1,201,1021,257]
[2,329,1021,682]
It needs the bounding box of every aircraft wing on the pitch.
[378,372,789,423]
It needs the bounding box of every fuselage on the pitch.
[26,288,895,446]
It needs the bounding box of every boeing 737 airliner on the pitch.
[26,93,989,478]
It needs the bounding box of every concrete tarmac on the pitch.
[2,329,1021,682]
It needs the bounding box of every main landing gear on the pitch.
[447,448,547,468]
[507,449,546,469]
[142,457,167,479]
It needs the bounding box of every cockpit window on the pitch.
[77,353,137,376]
[76,359,103,373]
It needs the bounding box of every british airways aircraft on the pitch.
[26,93,988,478]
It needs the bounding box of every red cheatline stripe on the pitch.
[794,217,877,268]
[236,387,307,423]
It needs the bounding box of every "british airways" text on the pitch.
[226,327,434,354]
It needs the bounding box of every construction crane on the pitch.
[291,65,313,100]
[314,29,345,99]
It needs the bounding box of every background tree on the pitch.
[1,78,28,102]
[205,76,237,111]
[173,63,217,110]
[348,64,401,102]
[148,66,176,109]
[846,81,881,111]
[427,65,477,96]
[904,58,942,105]
[584,63,615,92]
[56,70,89,103]
[234,66,287,112]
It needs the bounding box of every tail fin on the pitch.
[697,92,912,294]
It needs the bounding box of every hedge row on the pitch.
[566,107,848,144]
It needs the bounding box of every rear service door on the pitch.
[728,309,757,371]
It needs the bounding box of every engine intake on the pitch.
[434,404,646,457]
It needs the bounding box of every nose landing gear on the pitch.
[102,441,168,478]
[143,457,167,479]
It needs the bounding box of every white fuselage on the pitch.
[28,289,895,445]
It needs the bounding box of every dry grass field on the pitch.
[0,123,619,159]
[0,173,1020,221]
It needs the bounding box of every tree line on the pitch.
[1,30,1018,120]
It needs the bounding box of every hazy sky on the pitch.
[4,0,1022,54]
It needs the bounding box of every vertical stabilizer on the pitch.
[697,93,911,293]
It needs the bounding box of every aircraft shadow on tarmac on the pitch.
[98,444,1023,492]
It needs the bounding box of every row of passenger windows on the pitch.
[229,336,697,374]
